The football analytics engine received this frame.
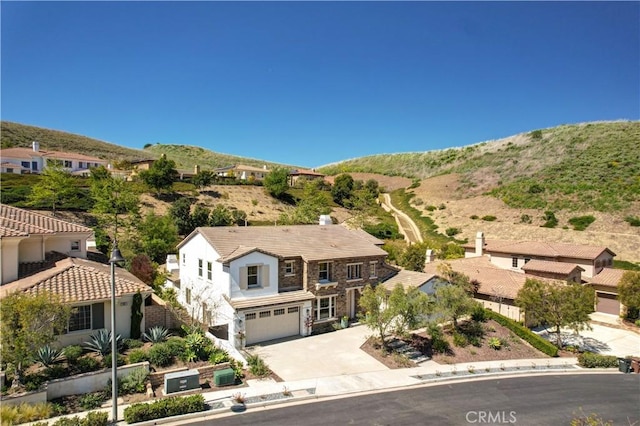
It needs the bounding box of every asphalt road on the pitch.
[184,374,639,426]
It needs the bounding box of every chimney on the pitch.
[475,231,485,256]
[319,215,332,225]
[425,249,435,265]
[32,141,40,152]
[194,164,200,174]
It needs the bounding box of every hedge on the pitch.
[484,309,559,357]
[577,352,618,368]
[123,394,206,424]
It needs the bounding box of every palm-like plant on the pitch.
[36,345,63,368]
[143,326,171,344]
[84,329,122,359]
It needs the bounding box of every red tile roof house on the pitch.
[454,231,624,317]
[0,204,153,346]
[0,141,107,174]
[168,218,398,348]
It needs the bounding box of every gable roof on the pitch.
[464,239,615,260]
[0,147,105,163]
[0,257,152,303]
[180,224,387,262]
[0,204,93,237]
[423,256,566,300]
[381,269,437,291]
[588,268,627,288]
[521,259,585,275]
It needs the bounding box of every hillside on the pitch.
[318,121,640,213]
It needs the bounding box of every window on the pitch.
[245,312,256,320]
[70,240,80,251]
[198,259,203,277]
[68,305,91,332]
[288,307,299,314]
[285,260,295,275]
[274,308,285,316]
[369,261,377,278]
[315,296,336,321]
[182,253,186,265]
[511,257,518,268]
[185,288,192,304]
[21,161,29,168]
[32,161,38,171]
[259,310,271,318]
[207,262,212,281]
[319,262,331,282]
[64,160,72,168]
[347,263,362,280]
[78,161,85,168]
[6,168,13,173]
[248,265,259,288]
[524,258,531,264]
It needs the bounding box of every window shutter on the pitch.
[92,302,104,329]
[262,265,270,287]
[240,267,248,290]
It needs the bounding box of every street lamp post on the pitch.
[109,243,125,424]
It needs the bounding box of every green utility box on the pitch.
[214,367,236,386]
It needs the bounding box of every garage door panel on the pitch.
[596,292,620,315]
[245,306,300,345]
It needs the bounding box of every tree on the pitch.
[437,263,478,294]
[169,197,194,235]
[391,285,432,333]
[209,204,233,226]
[191,204,211,229]
[515,278,595,347]
[358,284,398,350]
[263,167,290,199]
[400,243,428,272]
[138,155,178,195]
[138,213,180,263]
[27,164,79,215]
[90,168,140,245]
[130,254,156,285]
[192,170,214,190]
[331,174,354,206]
[0,291,70,388]
[433,284,476,329]
[282,180,331,225]
[618,271,640,317]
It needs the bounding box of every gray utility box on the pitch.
[164,369,200,394]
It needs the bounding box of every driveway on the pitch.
[534,322,640,357]
[247,325,388,381]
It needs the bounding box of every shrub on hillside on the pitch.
[625,216,640,227]
[445,227,460,237]
[568,215,596,231]
[541,211,558,228]
[481,215,497,222]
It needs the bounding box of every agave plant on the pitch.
[36,345,63,368]
[84,329,122,359]
[143,326,171,344]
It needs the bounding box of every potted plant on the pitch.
[341,315,349,329]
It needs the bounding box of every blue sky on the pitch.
[2,1,638,168]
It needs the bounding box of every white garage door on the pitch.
[596,292,620,315]
[245,306,300,345]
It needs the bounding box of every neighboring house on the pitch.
[214,164,270,181]
[0,204,93,285]
[0,257,152,346]
[0,141,107,174]
[0,203,154,344]
[463,232,615,279]
[587,268,627,316]
[169,218,396,347]
[288,168,326,187]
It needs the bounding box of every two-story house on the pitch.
[170,218,396,347]
[0,204,153,345]
[0,142,107,174]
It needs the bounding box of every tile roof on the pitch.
[464,239,614,260]
[521,259,584,275]
[381,270,437,291]
[422,256,566,300]
[0,147,105,162]
[587,268,627,288]
[183,224,387,262]
[0,257,152,303]
[0,204,92,237]
[228,290,316,310]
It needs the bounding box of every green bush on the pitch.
[76,355,101,373]
[246,354,271,378]
[103,353,126,368]
[445,227,460,237]
[452,332,468,347]
[469,215,479,220]
[577,352,618,368]
[568,215,596,231]
[123,338,144,350]
[165,336,187,358]
[481,215,497,222]
[123,394,206,423]
[127,348,149,364]
[209,348,230,365]
[471,305,487,322]
[63,345,84,364]
[541,211,558,228]
[148,342,174,367]
[426,205,437,212]
[120,368,149,395]
[79,392,106,410]
[624,216,640,227]
[50,411,108,426]
[488,337,502,350]
[485,310,558,357]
